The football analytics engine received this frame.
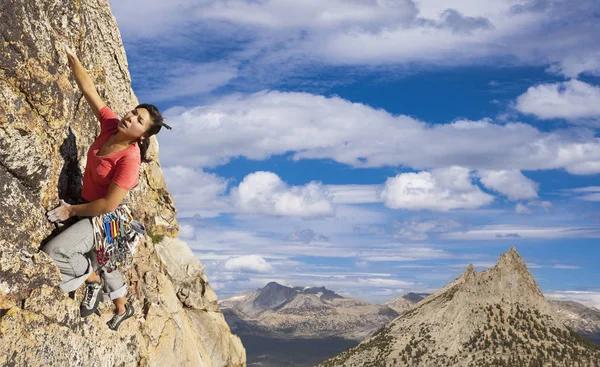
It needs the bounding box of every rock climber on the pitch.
[42,44,171,330]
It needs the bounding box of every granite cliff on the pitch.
[0,0,245,365]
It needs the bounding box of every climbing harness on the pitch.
[90,204,145,273]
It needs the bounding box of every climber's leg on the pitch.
[42,218,95,293]
[91,261,133,330]
[88,250,127,303]
[113,296,127,315]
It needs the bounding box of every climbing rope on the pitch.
[91,204,145,273]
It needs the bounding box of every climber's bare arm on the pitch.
[70,183,128,217]
[64,44,105,119]
[47,183,128,222]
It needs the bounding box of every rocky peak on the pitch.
[320,247,600,366]
[403,292,428,303]
[383,292,428,314]
[497,246,528,270]
[254,282,296,310]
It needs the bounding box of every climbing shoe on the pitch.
[80,280,103,318]
[107,303,134,331]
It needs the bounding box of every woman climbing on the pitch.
[43,44,171,330]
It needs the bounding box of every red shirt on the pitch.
[81,106,141,202]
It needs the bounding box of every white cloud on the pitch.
[515,80,600,123]
[355,260,369,269]
[565,186,600,193]
[515,200,552,214]
[545,291,600,310]
[196,0,418,30]
[478,169,538,201]
[158,91,600,174]
[285,228,330,244]
[327,184,382,204]
[178,223,196,240]
[162,165,230,218]
[223,255,275,273]
[380,166,495,211]
[392,217,466,241]
[357,278,415,288]
[137,62,238,102]
[113,0,600,83]
[110,0,224,42]
[515,202,532,214]
[442,224,600,240]
[552,265,581,270]
[358,246,454,262]
[547,53,600,78]
[230,171,334,217]
[560,186,600,202]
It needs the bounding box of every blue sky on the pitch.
[110,0,600,307]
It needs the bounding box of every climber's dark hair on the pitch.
[135,103,171,163]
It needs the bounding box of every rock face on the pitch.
[0,1,245,366]
[319,247,600,366]
[550,300,600,345]
[220,282,399,340]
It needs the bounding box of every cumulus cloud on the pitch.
[477,169,538,201]
[515,80,600,123]
[113,0,600,82]
[380,166,495,211]
[223,255,275,273]
[547,53,600,78]
[162,165,230,218]
[230,171,334,217]
[158,91,600,174]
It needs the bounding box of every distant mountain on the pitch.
[319,247,600,366]
[550,300,600,345]
[219,282,399,340]
[383,292,429,314]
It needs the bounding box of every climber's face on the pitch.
[118,107,152,141]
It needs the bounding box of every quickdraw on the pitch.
[91,204,145,273]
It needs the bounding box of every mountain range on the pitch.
[319,247,600,366]
[219,282,399,340]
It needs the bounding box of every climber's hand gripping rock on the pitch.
[63,43,77,64]
[47,199,72,223]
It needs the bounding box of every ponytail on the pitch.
[135,103,171,163]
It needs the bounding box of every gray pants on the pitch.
[42,218,127,301]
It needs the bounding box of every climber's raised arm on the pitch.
[64,44,105,119]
